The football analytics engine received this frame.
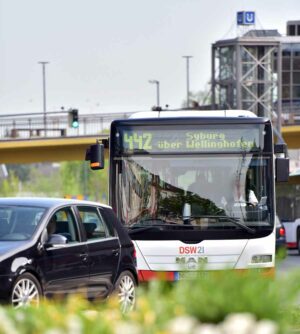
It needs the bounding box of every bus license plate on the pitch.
[176,271,208,280]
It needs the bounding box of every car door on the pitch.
[39,206,89,298]
[76,205,120,299]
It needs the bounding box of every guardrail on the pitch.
[0,112,134,140]
[0,109,299,141]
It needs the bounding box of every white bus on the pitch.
[86,110,289,281]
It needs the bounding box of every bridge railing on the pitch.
[0,112,134,140]
[1,109,299,140]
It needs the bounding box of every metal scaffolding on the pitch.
[212,34,282,132]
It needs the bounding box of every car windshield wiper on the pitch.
[190,215,256,234]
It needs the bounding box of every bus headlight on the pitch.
[251,255,272,263]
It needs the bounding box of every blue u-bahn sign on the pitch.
[237,11,255,26]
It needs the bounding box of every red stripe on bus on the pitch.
[138,270,175,282]
[287,242,297,248]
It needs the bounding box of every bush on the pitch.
[0,270,299,333]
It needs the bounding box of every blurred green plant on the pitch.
[0,270,298,333]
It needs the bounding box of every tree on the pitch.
[60,161,109,202]
[6,164,30,182]
[0,172,19,196]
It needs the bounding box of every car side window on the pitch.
[47,207,80,243]
[78,206,112,241]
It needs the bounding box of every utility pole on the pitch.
[38,61,49,133]
[182,56,193,108]
[148,80,160,107]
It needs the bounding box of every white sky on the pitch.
[0,0,299,115]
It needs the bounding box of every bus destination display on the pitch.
[120,126,261,153]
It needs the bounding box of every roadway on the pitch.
[276,250,300,275]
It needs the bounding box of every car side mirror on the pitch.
[45,234,68,248]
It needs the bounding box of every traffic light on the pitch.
[68,109,79,128]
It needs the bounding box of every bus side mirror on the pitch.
[85,143,104,170]
[276,158,289,182]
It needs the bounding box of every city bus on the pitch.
[86,110,289,281]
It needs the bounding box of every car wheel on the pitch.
[115,271,136,313]
[11,273,42,308]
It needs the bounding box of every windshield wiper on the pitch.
[190,215,256,234]
[127,225,162,234]
[127,223,194,234]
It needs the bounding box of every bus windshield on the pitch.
[115,154,272,231]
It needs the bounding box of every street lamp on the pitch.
[148,80,160,107]
[38,61,49,132]
[182,56,193,108]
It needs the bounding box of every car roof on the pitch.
[0,197,111,209]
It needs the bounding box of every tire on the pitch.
[114,271,136,313]
[11,273,42,308]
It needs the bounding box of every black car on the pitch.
[0,198,137,310]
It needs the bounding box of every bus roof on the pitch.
[129,110,257,119]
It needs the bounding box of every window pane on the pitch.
[48,208,79,243]
[282,85,291,99]
[282,58,291,71]
[293,72,300,84]
[282,72,290,84]
[78,206,110,240]
[293,86,300,98]
[0,206,45,241]
[293,57,300,70]
[288,25,296,36]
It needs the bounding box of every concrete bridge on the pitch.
[0,111,126,163]
[0,111,299,164]
[0,135,109,164]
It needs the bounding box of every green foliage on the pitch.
[0,161,109,201]
[60,161,83,195]
[131,270,300,333]
[6,164,31,182]
[0,172,19,196]
[0,270,299,333]
[24,165,62,196]
[60,160,109,202]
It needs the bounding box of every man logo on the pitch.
[186,257,198,270]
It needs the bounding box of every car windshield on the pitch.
[0,206,46,241]
[115,154,272,231]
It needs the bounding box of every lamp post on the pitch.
[148,80,160,107]
[182,56,193,108]
[38,61,49,132]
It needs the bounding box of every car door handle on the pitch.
[112,249,119,256]
[80,253,88,262]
